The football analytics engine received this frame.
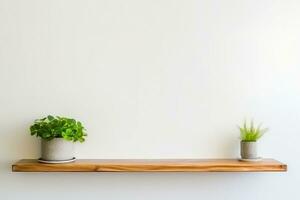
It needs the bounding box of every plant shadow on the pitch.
[0,121,40,172]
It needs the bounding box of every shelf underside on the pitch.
[12,159,287,172]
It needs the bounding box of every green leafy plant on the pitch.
[239,120,268,142]
[30,115,87,142]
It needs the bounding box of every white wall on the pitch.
[0,0,299,199]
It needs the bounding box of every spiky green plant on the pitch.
[238,120,268,142]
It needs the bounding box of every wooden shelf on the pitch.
[12,159,287,172]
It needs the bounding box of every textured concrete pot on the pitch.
[240,141,257,159]
[41,138,74,161]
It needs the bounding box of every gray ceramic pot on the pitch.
[41,138,74,161]
[240,141,257,159]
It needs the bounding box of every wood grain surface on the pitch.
[12,159,287,172]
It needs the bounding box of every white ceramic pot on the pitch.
[41,138,74,161]
[240,141,257,159]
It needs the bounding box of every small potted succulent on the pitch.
[238,120,268,161]
[30,115,87,163]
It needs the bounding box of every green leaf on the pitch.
[47,115,54,121]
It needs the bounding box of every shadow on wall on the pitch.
[1,120,40,172]
[194,131,239,158]
[220,132,240,158]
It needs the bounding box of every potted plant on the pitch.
[30,115,87,163]
[238,120,268,161]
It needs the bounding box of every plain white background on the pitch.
[0,0,299,199]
